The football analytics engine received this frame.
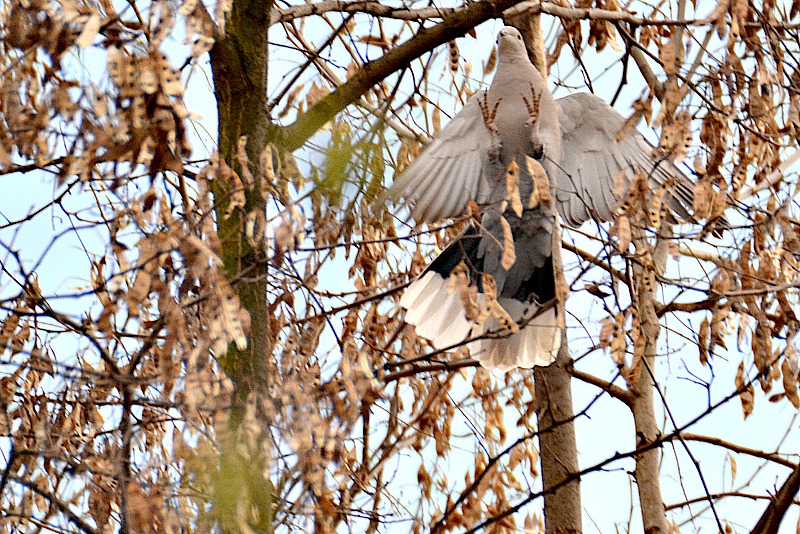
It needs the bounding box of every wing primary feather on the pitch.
[440,156,469,219]
[415,158,456,221]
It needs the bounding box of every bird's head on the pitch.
[496,26,528,62]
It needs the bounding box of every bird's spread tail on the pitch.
[401,271,559,368]
[472,300,560,370]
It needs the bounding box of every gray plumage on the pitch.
[554,92,695,226]
[387,26,699,370]
[388,27,561,223]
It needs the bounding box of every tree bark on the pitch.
[209,0,275,530]
[751,464,800,534]
[534,220,582,533]
[630,353,668,534]
[631,242,668,534]
[513,12,583,531]
[534,346,582,533]
[210,0,273,392]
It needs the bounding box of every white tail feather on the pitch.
[473,300,559,370]
[402,272,472,349]
[402,272,443,325]
[402,275,560,369]
[400,271,437,309]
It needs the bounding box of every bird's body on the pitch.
[489,28,562,187]
[386,26,699,370]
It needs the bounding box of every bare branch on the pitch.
[677,433,798,469]
[665,492,800,512]
[272,1,457,25]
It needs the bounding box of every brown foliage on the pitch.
[2,1,800,533]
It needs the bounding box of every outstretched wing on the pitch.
[554,92,695,227]
[381,91,502,223]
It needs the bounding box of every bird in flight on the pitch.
[383,26,699,370]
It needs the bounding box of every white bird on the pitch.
[385,26,697,370]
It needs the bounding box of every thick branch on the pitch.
[737,150,800,201]
[751,464,800,534]
[570,368,633,406]
[614,22,665,99]
[657,297,718,317]
[534,218,581,533]
[631,236,668,534]
[510,2,710,26]
[275,0,526,151]
[209,0,275,530]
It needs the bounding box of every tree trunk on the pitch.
[630,353,668,534]
[534,345,582,534]
[631,239,668,534]
[534,219,582,533]
[208,0,275,530]
[210,0,273,396]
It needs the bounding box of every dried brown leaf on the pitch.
[615,216,631,251]
[88,485,111,529]
[698,316,710,366]
[711,303,730,351]
[598,316,614,348]
[499,216,516,270]
[613,170,628,201]
[727,452,737,485]
[245,209,264,250]
[648,181,668,228]
[448,40,459,74]
[467,199,481,222]
[479,272,497,321]
[306,81,329,107]
[626,312,645,387]
[782,358,800,408]
[483,46,497,75]
[214,277,249,350]
[491,302,519,334]
[711,269,731,296]
[525,156,552,208]
[357,34,390,50]
[610,312,626,366]
[753,322,772,375]
[220,160,245,219]
[447,263,481,322]
[236,136,253,189]
[735,362,755,419]
[693,179,714,223]
[506,160,523,217]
